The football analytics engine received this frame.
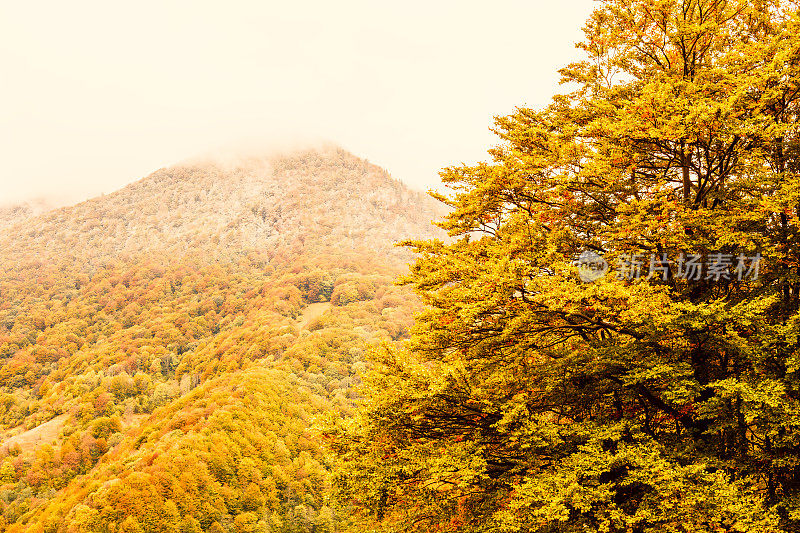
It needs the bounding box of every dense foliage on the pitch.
[0,148,443,532]
[334,1,800,531]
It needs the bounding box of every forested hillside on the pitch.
[11,0,800,530]
[0,147,444,532]
[0,201,57,234]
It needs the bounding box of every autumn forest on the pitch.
[6,0,800,532]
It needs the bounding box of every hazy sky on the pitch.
[0,0,596,206]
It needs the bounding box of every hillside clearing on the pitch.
[0,414,69,453]
[298,302,331,330]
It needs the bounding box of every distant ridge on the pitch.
[0,146,446,269]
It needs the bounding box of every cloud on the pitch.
[0,0,596,204]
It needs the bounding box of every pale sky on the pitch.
[0,0,596,206]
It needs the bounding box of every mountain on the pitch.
[0,147,445,532]
[0,147,442,269]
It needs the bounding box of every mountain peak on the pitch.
[0,147,445,270]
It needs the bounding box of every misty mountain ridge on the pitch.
[0,146,445,269]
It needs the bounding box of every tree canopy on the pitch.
[333,1,800,531]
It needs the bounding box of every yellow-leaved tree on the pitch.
[332,1,800,531]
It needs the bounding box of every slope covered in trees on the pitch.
[0,147,439,267]
[0,200,57,234]
[334,1,800,532]
[0,147,444,531]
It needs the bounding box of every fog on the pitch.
[0,0,596,207]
